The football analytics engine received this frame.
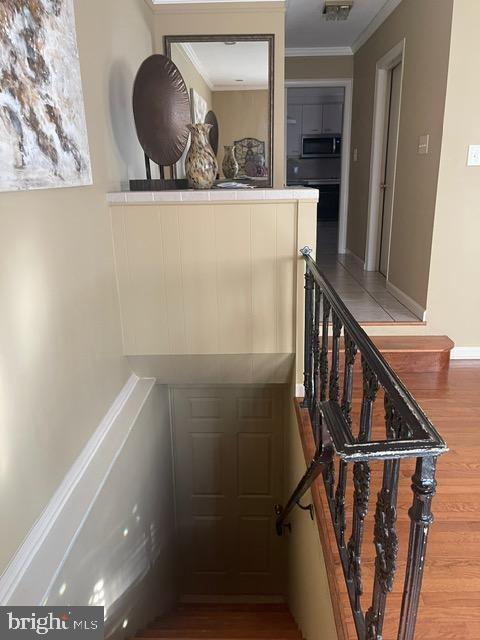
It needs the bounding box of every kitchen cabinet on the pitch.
[302,104,323,134]
[322,103,343,134]
[287,105,302,157]
[286,101,344,157]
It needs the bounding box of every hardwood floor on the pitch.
[296,360,480,640]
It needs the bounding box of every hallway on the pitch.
[316,221,420,323]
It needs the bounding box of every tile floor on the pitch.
[316,221,420,323]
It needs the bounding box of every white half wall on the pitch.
[0,376,177,639]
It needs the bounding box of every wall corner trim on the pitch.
[285,47,353,57]
[386,280,426,322]
[351,0,403,54]
[0,373,156,606]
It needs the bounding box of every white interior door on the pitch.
[379,62,402,276]
[171,385,286,596]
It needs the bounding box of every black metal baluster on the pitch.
[365,395,402,640]
[324,311,343,500]
[347,358,380,612]
[329,311,343,402]
[312,283,321,444]
[320,297,331,402]
[335,332,358,546]
[302,267,314,410]
[397,456,438,640]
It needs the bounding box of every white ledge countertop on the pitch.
[107,186,319,205]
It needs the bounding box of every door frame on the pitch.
[364,39,405,272]
[285,78,353,254]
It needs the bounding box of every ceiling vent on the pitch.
[323,0,354,21]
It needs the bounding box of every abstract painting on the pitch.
[0,0,92,192]
[190,88,207,125]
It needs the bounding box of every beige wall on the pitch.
[170,43,213,114]
[0,0,152,573]
[426,0,480,348]
[285,381,337,640]
[285,56,353,80]
[153,2,285,187]
[45,385,176,639]
[213,90,269,172]
[347,0,453,308]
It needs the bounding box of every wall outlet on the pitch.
[467,145,480,166]
[418,134,430,155]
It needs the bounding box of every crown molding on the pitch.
[151,0,282,2]
[213,84,269,91]
[149,1,285,14]
[351,0,403,53]
[285,46,353,57]
[178,42,215,90]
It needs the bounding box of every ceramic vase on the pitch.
[185,123,218,189]
[222,145,239,179]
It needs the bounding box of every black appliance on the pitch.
[301,134,341,158]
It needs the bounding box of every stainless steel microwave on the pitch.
[301,135,341,158]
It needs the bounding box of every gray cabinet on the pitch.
[286,105,302,157]
[286,101,344,157]
[302,104,323,134]
[322,103,343,134]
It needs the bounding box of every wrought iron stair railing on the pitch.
[275,247,448,640]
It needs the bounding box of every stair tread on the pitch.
[136,602,301,640]
[371,335,454,353]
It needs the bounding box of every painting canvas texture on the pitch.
[0,0,92,192]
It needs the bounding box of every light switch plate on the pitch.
[353,148,358,162]
[418,135,430,155]
[467,145,480,166]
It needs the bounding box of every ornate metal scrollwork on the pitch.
[362,357,380,404]
[341,332,358,427]
[365,608,381,640]
[334,461,347,545]
[353,461,371,519]
[329,312,343,402]
[373,488,399,593]
[384,393,413,440]
[320,298,331,402]
[347,461,371,599]
[324,459,336,501]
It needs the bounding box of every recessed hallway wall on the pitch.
[347,0,454,310]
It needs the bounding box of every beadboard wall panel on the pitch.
[111,201,315,358]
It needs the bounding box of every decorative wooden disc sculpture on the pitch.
[132,54,191,184]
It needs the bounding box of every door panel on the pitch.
[171,386,285,595]
[380,62,402,276]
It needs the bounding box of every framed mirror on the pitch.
[165,34,274,188]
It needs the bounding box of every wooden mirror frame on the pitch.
[165,34,275,188]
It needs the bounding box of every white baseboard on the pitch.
[0,374,155,606]
[451,347,480,360]
[295,383,305,398]
[344,248,366,269]
[386,280,426,321]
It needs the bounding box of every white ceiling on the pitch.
[152,0,402,56]
[174,41,269,90]
[286,0,402,54]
